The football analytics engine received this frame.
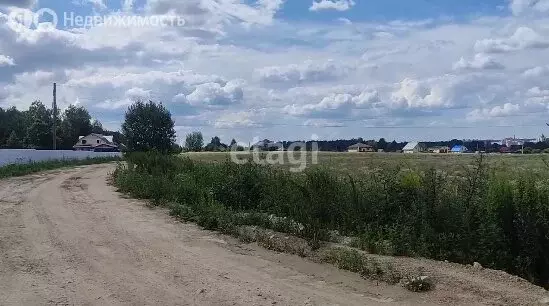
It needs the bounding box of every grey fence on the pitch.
[0,149,121,167]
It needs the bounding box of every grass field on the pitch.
[113,151,549,288]
[183,151,549,175]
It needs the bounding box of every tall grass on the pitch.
[0,156,121,179]
[113,151,549,288]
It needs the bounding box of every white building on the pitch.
[348,143,374,153]
[402,142,425,154]
[73,134,119,152]
[502,137,537,147]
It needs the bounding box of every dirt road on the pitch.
[0,164,546,305]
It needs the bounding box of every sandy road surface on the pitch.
[0,164,430,306]
[0,164,546,306]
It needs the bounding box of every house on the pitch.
[73,134,119,152]
[402,142,425,154]
[450,145,468,153]
[502,137,537,147]
[251,139,283,151]
[347,143,375,153]
[427,146,449,154]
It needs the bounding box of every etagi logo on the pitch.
[229,142,319,173]
[9,8,58,29]
[8,9,186,29]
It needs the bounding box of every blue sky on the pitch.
[279,0,506,22]
[38,0,509,22]
[1,0,549,143]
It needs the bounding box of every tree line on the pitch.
[182,133,549,153]
[5,99,549,154]
[0,101,122,150]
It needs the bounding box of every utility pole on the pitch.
[52,82,57,150]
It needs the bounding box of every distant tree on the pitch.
[230,138,237,148]
[377,138,388,151]
[122,101,176,153]
[205,136,228,152]
[211,136,221,147]
[5,131,21,148]
[25,101,52,149]
[59,105,93,149]
[386,140,398,152]
[449,139,463,148]
[91,119,104,134]
[185,132,204,152]
[171,143,183,154]
[0,107,5,145]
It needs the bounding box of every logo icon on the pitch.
[8,8,58,29]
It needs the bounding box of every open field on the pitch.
[183,151,549,174]
[115,151,549,293]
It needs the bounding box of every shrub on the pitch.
[111,151,549,288]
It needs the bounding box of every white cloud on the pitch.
[303,119,344,127]
[526,86,549,97]
[74,0,108,10]
[0,54,14,66]
[145,0,284,38]
[2,0,549,140]
[185,80,244,106]
[452,53,505,70]
[524,87,549,107]
[390,78,449,109]
[467,103,520,121]
[256,60,349,86]
[125,87,151,100]
[523,65,549,78]
[475,27,549,53]
[214,110,258,128]
[309,0,355,12]
[283,90,379,117]
[509,0,549,15]
[0,0,35,8]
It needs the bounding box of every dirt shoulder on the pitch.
[0,164,546,305]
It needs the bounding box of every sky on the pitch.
[1,0,549,143]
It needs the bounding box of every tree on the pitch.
[211,136,221,147]
[386,140,398,152]
[377,138,388,152]
[91,119,104,134]
[5,131,21,148]
[122,101,176,153]
[171,143,183,154]
[205,136,228,152]
[185,132,204,152]
[59,105,93,149]
[25,101,52,149]
[230,139,237,148]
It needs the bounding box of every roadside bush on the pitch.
[112,152,549,288]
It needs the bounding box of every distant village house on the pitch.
[252,139,284,151]
[450,145,468,153]
[73,134,119,152]
[402,142,425,154]
[428,146,449,154]
[347,143,375,153]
